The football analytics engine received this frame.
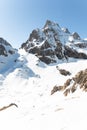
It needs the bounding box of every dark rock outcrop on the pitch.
[51,68,87,96]
[56,66,71,76]
[0,45,8,56]
[64,45,87,59]
[0,38,11,46]
[72,32,81,40]
[0,37,16,57]
[74,42,87,48]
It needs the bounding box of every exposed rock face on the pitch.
[72,32,81,40]
[0,37,16,56]
[51,68,87,96]
[21,20,87,64]
[56,66,71,76]
[64,45,87,59]
[0,38,11,46]
[74,42,87,48]
[21,20,66,64]
[0,44,8,56]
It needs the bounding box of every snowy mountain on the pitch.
[21,20,87,64]
[0,37,19,74]
[0,37,16,56]
[0,37,20,74]
[0,20,87,130]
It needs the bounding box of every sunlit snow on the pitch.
[0,49,87,130]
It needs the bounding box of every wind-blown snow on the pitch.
[0,49,87,130]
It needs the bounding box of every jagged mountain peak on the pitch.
[43,19,60,29]
[21,20,87,64]
[72,32,81,40]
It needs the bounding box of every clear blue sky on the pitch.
[0,0,87,48]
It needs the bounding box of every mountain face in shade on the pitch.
[0,37,16,56]
[0,37,19,73]
[21,20,87,64]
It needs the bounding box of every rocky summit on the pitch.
[21,20,87,64]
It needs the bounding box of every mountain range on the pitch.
[0,20,87,130]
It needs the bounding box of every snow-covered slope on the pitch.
[0,48,86,130]
[0,20,87,130]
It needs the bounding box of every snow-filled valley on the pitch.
[0,49,87,130]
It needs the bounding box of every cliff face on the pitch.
[21,20,87,64]
[0,37,16,57]
[0,37,19,74]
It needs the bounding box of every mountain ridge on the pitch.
[21,20,87,64]
[0,20,87,74]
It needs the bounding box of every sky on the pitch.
[0,0,87,48]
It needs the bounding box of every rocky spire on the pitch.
[43,20,60,29]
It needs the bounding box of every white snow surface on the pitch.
[0,49,87,130]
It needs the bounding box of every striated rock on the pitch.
[51,68,87,96]
[51,85,63,95]
[63,88,70,96]
[64,45,87,59]
[70,83,77,93]
[73,69,87,89]
[64,79,72,87]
